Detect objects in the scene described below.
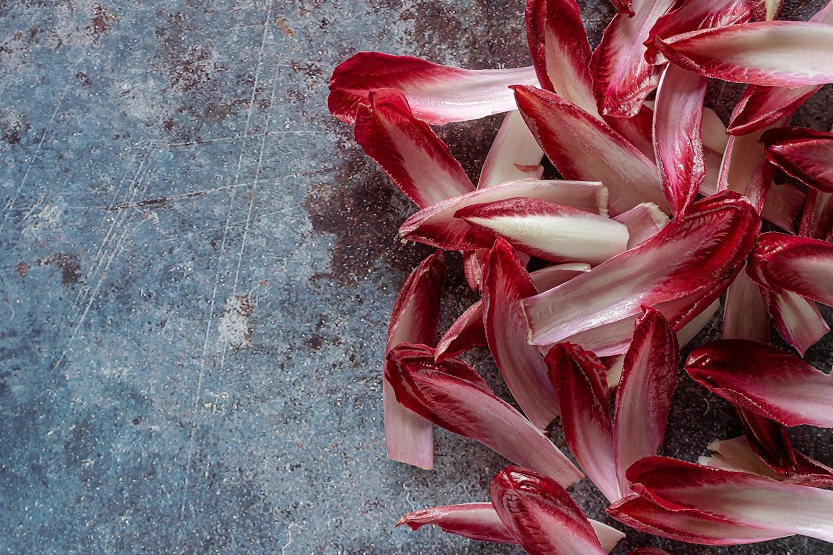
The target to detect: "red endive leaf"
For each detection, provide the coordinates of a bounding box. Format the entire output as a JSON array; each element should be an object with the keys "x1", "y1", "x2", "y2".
[
  {"x1": 607, "y1": 493, "x2": 792, "y2": 545},
  {"x1": 722, "y1": 266, "x2": 769, "y2": 344},
  {"x1": 355, "y1": 89, "x2": 474, "y2": 209},
  {"x1": 478, "y1": 110, "x2": 544, "y2": 189},
  {"x1": 646, "y1": 0, "x2": 752, "y2": 65},
  {"x1": 513, "y1": 85, "x2": 669, "y2": 215},
  {"x1": 676, "y1": 298, "x2": 721, "y2": 348},
  {"x1": 329, "y1": 52, "x2": 539, "y2": 125},
  {"x1": 434, "y1": 300, "x2": 487, "y2": 363},
  {"x1": 686, "y1": 339, "x2": 833, "y2": 428},
  {"x1": 653, "y1": 64, "x2": 708, "y2": 217},
  {"x1": 384, "y1": 251, "x2": 445, "y2": 468},
  {"x1": 717, "y1": 117, "x2": 788, "y2": 213},
  {"x1": 522, "y1": 192, "x2": 760, "y2": 347},
  {"x1": 525, "y1": 0, "x2": 599, "y2": 117},
  {"x1": 386, "y1": 344, "x2": 583, "y2": 486},
  {"x1": 604, "y1": 104, "x2": 655, "y2": 159},
  {"x1": 751, "y1": 0, "x2": 782, "y2": 21},
  {"x1": 397, "y1": 503, "x2": 517, "y2": 544},
  {"x1": 398, "y1": 502, "x2": 627, "y2": 552},
  {"x1": 733, "y1": 408, "x2": 797, "y2": 476},
  {"x1": 727, "y1": 2, "x2": 833, "y2": 135},
  {"x1": 761, "y1": 127, "x2": 833, "y2": 193},
  {"x1": 763, "y1": 288, "x2": 829, "y2": 356},
  {"x1": 613, "y1": 203, "x2": 669, "y2": 249},
  {"x1": 490, "y1": 466, "x2": 613, "y2": 554},
  {"x1": 657, "y1": 22, "x2": 833, "y2": 88},
  {"x1": 800, "y1": 189, "x2": 833, "y2": 241},
  {"x1": 482, "y1": 238, "x2": 559, "y2": 430},
  {"x1": 590, "y1": 0, "x2": 677, "y2": 117},
  {"x1": 627, "y1": 456, "x2": 833, "y2": 542},
  {"x1": 456, "y1": 198, "x2": 630, "y2": 264},
  {"x1": 614, "y1": 308, "x2": 679, "y2": 497},
  {"x1": 747, "y1": 232, "x2": 833, "y2": 307},
  {"x1": 546, "y1": 343, "x2": 619, "y2": 502},
  {"x1": 400, "y1": 179, "x2": 606, "y2": 251}
]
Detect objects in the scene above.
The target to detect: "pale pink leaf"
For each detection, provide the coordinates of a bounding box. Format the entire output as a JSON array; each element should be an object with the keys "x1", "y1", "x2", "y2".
[
  {"x1": 456, "y1": 198, "x2": 629, "y2": 264},
  {"x1": 722, "y1": 266, "x2": 770, "y2": 344},
  {"x1": 613, "y1": 203, "x2": 669, "y2": 249},
  {"x1": 800, "y1": 190, "x2": 833, "y2": 241},
  {"x1": 400, "y1": 179, "x2": 606, "y2": 250},
  {"x1": 763, "y1": 288, "x2": 829, "y2": 356},
  {"x1": 479, "y1": 110, "x2": 545, "y2": 189}
]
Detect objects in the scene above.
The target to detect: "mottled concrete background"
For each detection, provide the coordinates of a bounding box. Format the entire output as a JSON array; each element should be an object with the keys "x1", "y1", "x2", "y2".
[{"x1": 1, "y1": 1, "x2": 832, "y2": 553}]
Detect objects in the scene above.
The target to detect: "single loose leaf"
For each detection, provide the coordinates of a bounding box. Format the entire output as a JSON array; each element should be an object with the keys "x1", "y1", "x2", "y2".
[
  {"x1": 801, "y1": 190, "x2": 833, "y2": 242},
  {"x1": 478, "y1": 110, "x2": 545, "y2": 189},
  {"x1": 513, "y1": 85, "x2": 669, "y2": 215},
  {"x1": 384, "y1": 251, "x2": 445, "y2": 468},
  {"x1": 546, "y1": 343, "x2": 619, "y2": 503},
  {"x1": 456, "y1": 198, "x2": 629, "y2": 264},
  {"x1": 329, "y1": 52, "x2": 539, "y2": 125},
  {"x1": 761, "y1": 127, "x2": 833, "y2": 193},
  {"x1": 386, "y1": 344, "x2": 583, "y2": 486},
  {"x1": 590, "y1": 0, "x2": 677, "y2": 117},
  {"x1": 657, "y1": 22, "x2": 833, "y2": 88},
  {"x1": 522, "y1": 192, "x2": 760, "y2": 347},
  {"x1": 490, "y1": 466, "x2": 612, "y2": 554},
  {"x1": 526, "y1": 0, "x2": 599, "y2": 116},
  {"x1": 686, "y1": 339, "x2": 833, "y2": 428},
  {"x1": 607, "y1": 494, "x2": 791, "y2": 545},
  {"x1": 614, "y1": 308, "x2": 679, "y2": 497},
  {"x1": 653, "y1": 63, "x2": 708, "y2": 216},
  {"x1": 628, "y1": 456, "x2": 833, "y2": 542},
  {"x1": 400, "y1": 179, "x2": 606, "y2": 250},
  {"x1": 355, "y1": 89, "x2": 474, "y2": 209},
  {"x1": 748, "y1": 232, "x2": 833, "y2": 307},
  {"x1": 482, "y1": 238, "x2": 560, "y2": 429},
  {"x1": 398, "y1": 502, "x2": 626, "y2": 552}
]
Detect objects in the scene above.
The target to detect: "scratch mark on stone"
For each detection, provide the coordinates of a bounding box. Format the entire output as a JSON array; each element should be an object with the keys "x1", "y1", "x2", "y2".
[
  {"x1": 177, "y1": 1, "x2": 274, "y2": 537},
  {"x1": 0, "y1": 99, "x2": 61, "y2": 236}
]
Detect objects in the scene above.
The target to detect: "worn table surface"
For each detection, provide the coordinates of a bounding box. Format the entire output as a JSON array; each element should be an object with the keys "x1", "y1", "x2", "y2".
[{"x1": 1, "y1": 1, "x2": 832, "y2": 553}]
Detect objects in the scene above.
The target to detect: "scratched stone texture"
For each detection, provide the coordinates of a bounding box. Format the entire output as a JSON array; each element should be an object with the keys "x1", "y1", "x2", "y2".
[{"x1": 1, "y1": 1, "x2": 832, "y2": 554}]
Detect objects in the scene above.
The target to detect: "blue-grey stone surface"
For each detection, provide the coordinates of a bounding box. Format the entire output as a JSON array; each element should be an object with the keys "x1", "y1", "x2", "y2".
[{"x1": 1, "y1": 0, "x2": 831, "y2": 553}]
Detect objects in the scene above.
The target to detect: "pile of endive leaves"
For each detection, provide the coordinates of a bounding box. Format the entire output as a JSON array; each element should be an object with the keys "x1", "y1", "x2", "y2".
[{"x1": 328, "y1": 0, "x2": 833, "y2": 552}]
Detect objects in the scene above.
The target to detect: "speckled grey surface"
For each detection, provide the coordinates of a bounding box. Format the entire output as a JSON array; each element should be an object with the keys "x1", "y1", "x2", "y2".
[{"x1": 1, "y1": 1, "x2": 832, "y2": 554}]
